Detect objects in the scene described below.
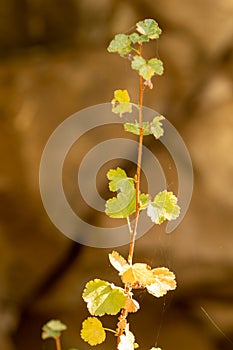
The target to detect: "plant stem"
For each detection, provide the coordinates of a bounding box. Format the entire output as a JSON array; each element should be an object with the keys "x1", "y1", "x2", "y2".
[
  {"x1": 128, "y1": 42, "x2": 144, "y2": 265},
  {"x1": 104, "y1": 327, "x2": 117, "y2": 334},
  {"x1": 117, "y1": 43, "x2": 145, "y2": 345},
  {"x1": 55, "y1": 337, "x2": 62, "y2": 350}
]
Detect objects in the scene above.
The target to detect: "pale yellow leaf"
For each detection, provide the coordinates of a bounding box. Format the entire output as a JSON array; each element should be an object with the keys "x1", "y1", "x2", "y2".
[
  {"x1": 146, "y1": 267, "x2": 176, "y2": 297},
  {"x1": 109, "y1": 251, "x2": 128, "y2": 273},
  {"x1": 121, "y1": 263, "x2": 156, "y2": 287}
]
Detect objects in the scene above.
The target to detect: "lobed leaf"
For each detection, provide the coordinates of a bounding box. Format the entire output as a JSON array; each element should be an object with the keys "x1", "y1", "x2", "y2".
[
  {"x1": 148, "y1": 58, "x2": 164, "y2": 76},
  {"x1": 136, "y1": 19, "x2": 162, "y2": 39},
  {"x1": 129, "y1": 32, "x2": 150, "y2": 44},
  {"x1": 82, "y1": 279, "x2": 127, "y2": 316},
  {"x1": 107, "y1": 34, "x2": 132, "y2": 57},
  {"x1": 146, "y1": 268, "x2": 176, "y2": 297},
  {"x1": 150, "y1": 116, "x2": 165, "y2": 139},
  {"x1": 147, "y1": 190, "x2": 180, "y2": 224},
  {"x1": 112, "y1": 89, "x2": 132, "y2": 117},
  {"x1": 105, "y1": 167, "x2": 136, "y2": 218},
  {"x1": 124, "y1": 121, "x2": 151, "y2": 135},
  {"x1": 41, "y1": 320, "x2": 67, "y2": 340},
  {"x1": 124, "y1": 116, "x2": 164, "y2": 140},
  {"x1": 107, "y1": 167, "x2": 133, "y2": 192},
  {"x1": 132, "y1": 56, "x2": 164, "y2": 81},
  {"x1": 109, "y1": 251, "x2": 128, "y2": 273},
  {"x1": 81, "y1": 317, "x2": 106, "y2": 346},
  {"x1": 120, "y1": 263, "x2": 156, "y2": 287}
]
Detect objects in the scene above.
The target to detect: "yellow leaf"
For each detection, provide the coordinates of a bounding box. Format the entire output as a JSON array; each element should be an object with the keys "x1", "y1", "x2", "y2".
[
  {"x1": 81, "y1": 317, "x2": 106, "y2": 346},
  {"x1": 121, "y1": 263, "x2": 156, "y2": 287},
  {"x1": 146, "y1": 267, "x2": 176, "y2": 297},
  {"x1": 109, "y1": 251, "x2": 128, "y2": 273}
]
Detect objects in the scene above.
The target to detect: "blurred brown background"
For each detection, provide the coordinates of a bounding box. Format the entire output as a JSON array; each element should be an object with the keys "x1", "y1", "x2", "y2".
[{"x1": 0, "y1": 1, "x2": 233, "y2": 350}]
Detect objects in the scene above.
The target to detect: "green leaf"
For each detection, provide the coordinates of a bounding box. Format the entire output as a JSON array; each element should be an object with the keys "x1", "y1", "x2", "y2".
[
  {"x1": 105, "y1": 167, "x2": 136, "y2": 218},
  {"x1": 136, "y1": 19, "x2": 162, "y2": 39},
  {"x1": 132, "y1": 56, "x2": 163, "y2": 80},
  {"x1": 82, "y1": 279, "x2": 127, "y2": 316},
  {"x1": 124, "y1": 116, "x2": 164, "y2": 140},
  {"x1": 112, "y1": 89, "x2": 132, "y2": 117},
  {"x1": 150, "y1": 116, "x2": 165, "y2": 139},
  {"x1": 148, "y1": 58, "x2": 164, "y2": 76},
  {"x1": 147, "y1": 190, "x2": 180, "y2": 224},
  {"x1": 131, "y1": 55, "x2": 146, "y2": 72},
  {"x1": 129, "y1": 32, "x2": 149, "y2": 44},
  {"x1": 107, "y1": 34, "x2": 132, "y2": 56},
  {"x1": 139, "y1": 193, "x2": 150, "y2": 209},
  {"x1": 124, "y1": 121, "x2": 151, "y2": 135},
  {"x1": 107, "y1": 167, "x2": 131, "y2": 192},
  {"x1": 81, "y1": 317, "x2": 106, "y2": 346},
  {"x1": 41, "y1": 320, "x2": 67, "y2": 340}
]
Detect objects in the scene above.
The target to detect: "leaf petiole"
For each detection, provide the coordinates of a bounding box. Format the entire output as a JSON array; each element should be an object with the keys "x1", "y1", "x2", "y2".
[{"x1": 103, "y1": 328, "x2": 117, "y2": 334}]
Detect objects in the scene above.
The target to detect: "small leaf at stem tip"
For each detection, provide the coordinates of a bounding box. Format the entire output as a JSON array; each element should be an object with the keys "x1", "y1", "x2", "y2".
[
  {"x1": 146, "y1": 267, "x2": 176, "y2": 297},
  {"x1": 136, "y1": 19, "x2": 162, "y2": 39},
  {"x1": 112, "y1": 89, "x2": 132, "y2": 117},
  {"x1": 41, "y1": 320, "x2": 67, "y2": 340},
  {"x1": 109, "y1": 251, "x2": 128, "y2": 273},
  {"x1": 107, "y1": 34, "x2": 132, "y2": 56},
  {"x1": 82, "y1": 279, "x2": 127, "y2": 316},
  {"x1": 81, "y1": 317, "x2": 106, "y2": 346},
  {"x1": 147, "y1": 190, "x2": 180, "y2": 224}
]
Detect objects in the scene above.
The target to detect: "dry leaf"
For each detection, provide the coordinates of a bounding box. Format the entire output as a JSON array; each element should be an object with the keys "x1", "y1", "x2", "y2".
[
  {"x1": 124, "y1": 297, "x2": 140, "y2": 313},
  {"x1": 146, "y1": 267, "x2": 176, "y2": 297},
  {"x1": 121, "y1": 263, "x2": 156, "y2": 287},
  {"x1": 109, "y1": 251, "x2": 128, "y2": 273}
]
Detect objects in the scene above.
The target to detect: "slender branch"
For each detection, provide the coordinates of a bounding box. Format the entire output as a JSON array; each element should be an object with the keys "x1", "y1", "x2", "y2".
[
  {"x1": 128, "y1": 42, "x2": 144, "y2": 265},
  {"x1": 55, "y1": 337, "x2": 62, "y2": 350},
  {"x1": 117, "y1": 43, "x2": 144, "y2": 345}
]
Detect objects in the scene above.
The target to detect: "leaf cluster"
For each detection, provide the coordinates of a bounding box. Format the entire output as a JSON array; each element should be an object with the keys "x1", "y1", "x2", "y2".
[
  {"x1": 105, "y1": 167, "x2": 180, "y2": 222},
  {"x1": 107, "y1": 19, "x2": 163, "y2": 87},
  {"x1": 80, "y1": 251, "x2": 176, "y2": 348}
]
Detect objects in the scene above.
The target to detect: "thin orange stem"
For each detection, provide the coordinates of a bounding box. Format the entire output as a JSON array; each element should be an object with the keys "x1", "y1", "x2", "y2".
[
  {"x1": 55, "y1": 337, "x2": 62, "y2": 350},
  {"x1": 128, "y1": 43, "x2": 144, "y2": 265},
  {"x1": 117, "y1": 43, "x2": 145, "y2": 346}
]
